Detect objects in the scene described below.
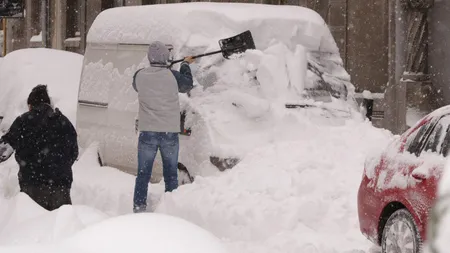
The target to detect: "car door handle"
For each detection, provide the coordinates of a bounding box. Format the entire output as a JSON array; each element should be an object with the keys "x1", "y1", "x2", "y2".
[{"x1": 412, "y1": 171, "x2": 427, "y2": 181}]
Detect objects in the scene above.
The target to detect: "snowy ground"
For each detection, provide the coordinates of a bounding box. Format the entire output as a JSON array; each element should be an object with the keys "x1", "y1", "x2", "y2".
[{"x1": 0, "y1": 117, "x2": 393, "y2": 253}]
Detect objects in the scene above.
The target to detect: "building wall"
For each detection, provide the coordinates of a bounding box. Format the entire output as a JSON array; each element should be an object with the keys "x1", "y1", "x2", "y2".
[
  {"x1": 346, "y1": 0, "x2": 389, "y2": 93},
  {"x1": 429, "y1": 1, "x2": 450, "y2": 105}
]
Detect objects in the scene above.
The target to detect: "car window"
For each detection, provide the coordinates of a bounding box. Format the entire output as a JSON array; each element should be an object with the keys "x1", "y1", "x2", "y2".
[
  {"x1": 405, "y1": 121, "x2": 433, "y2": 155},
  {"x1": 406, "y1": 116, "x2": 441, "y2": 156},
  {"x1": 439, "y1": 123, "x2": 450, "y2": 157},
  {"x1": 423, "y1": 116, "x2": 450, "y2": 155}
]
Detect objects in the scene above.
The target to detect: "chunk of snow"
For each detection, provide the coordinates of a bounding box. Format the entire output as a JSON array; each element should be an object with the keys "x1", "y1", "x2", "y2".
[
  {"x1": 64, "y1": 37, "x2": 81, "y2": 42},
  {"x1": 362, "y1": 90, "x2": 372, "y2": 99},
  {"x1": 286, "y1": 44, "x2": 307, "y2": 96},
  {"x1": 30, "y1": 32, "x2": 42, "y2": 42}
]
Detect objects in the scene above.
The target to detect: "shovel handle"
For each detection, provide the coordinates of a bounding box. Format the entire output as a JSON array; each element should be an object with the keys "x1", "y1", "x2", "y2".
[{"x1": 169, "y1": 49, "x2": 223, "y2": 67}]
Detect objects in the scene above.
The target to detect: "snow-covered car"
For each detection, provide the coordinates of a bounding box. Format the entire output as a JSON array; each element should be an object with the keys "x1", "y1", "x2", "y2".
[
  {"x1": 357, "y1": 106, "x2": 450, "y2": 253},
  {"x1": 0, "y1": 48, "x2": 83, "y2": 161},
  {"x1": 76, "y1": 3, "x2": 361, "y2": 184}
]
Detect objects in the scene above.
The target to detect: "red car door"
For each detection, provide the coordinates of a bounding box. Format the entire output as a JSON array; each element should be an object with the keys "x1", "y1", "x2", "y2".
[{"x1": 402, "y1": 115, "x2": 450, "y2": 241}]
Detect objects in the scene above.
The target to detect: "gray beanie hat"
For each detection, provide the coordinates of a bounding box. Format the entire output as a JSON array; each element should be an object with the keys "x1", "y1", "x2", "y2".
[{"x1": 148, "y1": 41, "x2": 170, "y2": 67}]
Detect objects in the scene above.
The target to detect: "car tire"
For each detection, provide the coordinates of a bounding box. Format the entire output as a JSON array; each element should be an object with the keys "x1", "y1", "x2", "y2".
[
  {"x1": 178, "y1": 162, "x2": 193, "y2": 185},
  {"x1": 381, "y1": 209, "x2": 422, "y2": 253}
]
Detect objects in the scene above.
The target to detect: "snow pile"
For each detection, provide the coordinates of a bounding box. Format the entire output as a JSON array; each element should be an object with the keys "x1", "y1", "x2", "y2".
[
  {"x1": 71, "y1": 142, "x2": 165, "y2": 215},
  {"x1": 180, "y1": 84, "x2": 362, "y2": 178},
  {"x1": 0, "y1": 193, "x2": 108, "y2": 246},
  {"x1": 61, "y1": 213, "x2": 228, "y2": 253},
  {"x1": 155, "y1": 120, "x2": 393, "y2": 253},
  {"x1": 0, "y1": 212, "x2": 227, "y2": 253},
  {"x1": 0, "y1": 48, "x2": 83, "y2": 130}
]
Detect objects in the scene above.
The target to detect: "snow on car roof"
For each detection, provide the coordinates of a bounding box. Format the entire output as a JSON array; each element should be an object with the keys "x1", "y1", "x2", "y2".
[
  {"x1": 87, "y1": 2, "x2": 337, "y2": 53},
  {"x1": 427, "y1": 105, "x2": 450, "y2": 119}
]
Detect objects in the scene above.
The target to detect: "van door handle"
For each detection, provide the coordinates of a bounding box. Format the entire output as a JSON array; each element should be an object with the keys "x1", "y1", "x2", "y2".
[{"x1": 135, "y1": 119, "x2": 138, "y2": 134}]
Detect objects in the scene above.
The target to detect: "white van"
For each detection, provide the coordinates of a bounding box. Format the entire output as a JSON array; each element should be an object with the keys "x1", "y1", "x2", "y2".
[{"x1": 76, "y1": 3, "x2": 360, "y2": 184}]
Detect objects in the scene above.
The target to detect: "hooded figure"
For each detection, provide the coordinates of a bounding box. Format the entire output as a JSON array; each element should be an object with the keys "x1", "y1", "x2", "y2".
[
  {"x1": 131, "y1": 41, "x2": 194, "y2": 213},
  {"x1": 0, "y1": 84, "x2": 78, "y2": 211}
]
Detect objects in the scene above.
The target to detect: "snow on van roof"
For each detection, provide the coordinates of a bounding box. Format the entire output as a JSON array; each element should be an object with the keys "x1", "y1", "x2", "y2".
[{"x1": 87, "y1": 2, "x2": 336, "y2": 53}]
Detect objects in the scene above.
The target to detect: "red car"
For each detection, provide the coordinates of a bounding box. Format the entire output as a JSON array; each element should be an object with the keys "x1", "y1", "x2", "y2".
[{"x1": 358, "y1": 106, "x2": 450, "y2": 253}]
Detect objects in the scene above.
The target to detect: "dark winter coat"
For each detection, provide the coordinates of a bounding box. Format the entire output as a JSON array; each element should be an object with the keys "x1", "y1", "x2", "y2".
[{"x1": 0, "y1": 104, "x2": 78, "y2": 187}]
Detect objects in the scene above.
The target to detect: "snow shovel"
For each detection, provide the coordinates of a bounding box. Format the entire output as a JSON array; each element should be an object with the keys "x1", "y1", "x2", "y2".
[{"x1": 168, "y1": 30, "x2": 256, "y2": 67}]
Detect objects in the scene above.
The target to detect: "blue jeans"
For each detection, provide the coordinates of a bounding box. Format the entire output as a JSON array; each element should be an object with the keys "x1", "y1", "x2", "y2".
[{"x1": 133, "y1": 131, "x2": 179, "y2": 212}]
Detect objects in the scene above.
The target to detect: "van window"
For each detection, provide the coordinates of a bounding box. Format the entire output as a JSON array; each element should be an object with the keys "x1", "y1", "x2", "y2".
[
  {"x1": 78, "y1": 44, "x2": 117, "y2": 106},
  {"x1": 106, "y1": 44, "x2": 149, "y2": 112}
]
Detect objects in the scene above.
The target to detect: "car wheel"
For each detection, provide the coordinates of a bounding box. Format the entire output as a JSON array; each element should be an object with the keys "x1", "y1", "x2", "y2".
[
  {"x1": 382, "y1": 209, "x2": 422, "y2": 253},
  {"x1": 178, "y1": 162, "x2": 193, "y2": 185}
]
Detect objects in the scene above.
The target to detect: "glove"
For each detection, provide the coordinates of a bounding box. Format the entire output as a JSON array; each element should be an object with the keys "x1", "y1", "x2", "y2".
[{"x1": 0, "y1": 141, "x2": 13, "y2": 163}]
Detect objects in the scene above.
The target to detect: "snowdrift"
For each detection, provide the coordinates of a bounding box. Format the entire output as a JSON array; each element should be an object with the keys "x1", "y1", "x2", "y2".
[
  {"x1": 0, "y1": 193, "x2": 108, "y2": 246},
  {"x1": 0, "y1": 48, "x2": 83, "y2": 131},
  {"x1": 0, "y1": 205, "x2": 228, "y2": 253},
  {"x1": 156, "y1": 120, "x2": 394, "y2": 253}
]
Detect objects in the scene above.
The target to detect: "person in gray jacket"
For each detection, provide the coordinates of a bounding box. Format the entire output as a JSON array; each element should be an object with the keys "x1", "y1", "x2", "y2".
[{"x1": 132, "y1": 41, "x2": 194, "y2": 213}]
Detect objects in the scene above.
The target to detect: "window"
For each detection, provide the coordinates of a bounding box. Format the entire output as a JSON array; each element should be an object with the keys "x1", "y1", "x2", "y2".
[
  {"x1": 409, "y1": 115, "x2": 450, "y2": 157},
  {"x1": 440, "y1": 125, "x2": 450, "y2": 157},
  {"x1": 406, "y1": 117, "x2": 440, "y2": 156},
  {"x1": 423, "y1": 123, "x2": 444, "y2": 153}
]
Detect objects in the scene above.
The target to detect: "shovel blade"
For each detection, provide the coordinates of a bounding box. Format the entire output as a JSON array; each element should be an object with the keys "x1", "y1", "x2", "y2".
[{"x1": 219, "y1": 30, "x2": 256, "y2": 59}]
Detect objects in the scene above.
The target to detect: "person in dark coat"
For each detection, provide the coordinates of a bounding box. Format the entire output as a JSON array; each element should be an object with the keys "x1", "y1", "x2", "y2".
[{"x1": 0, "y1": 84, "x2": 78, "y2": 211}]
